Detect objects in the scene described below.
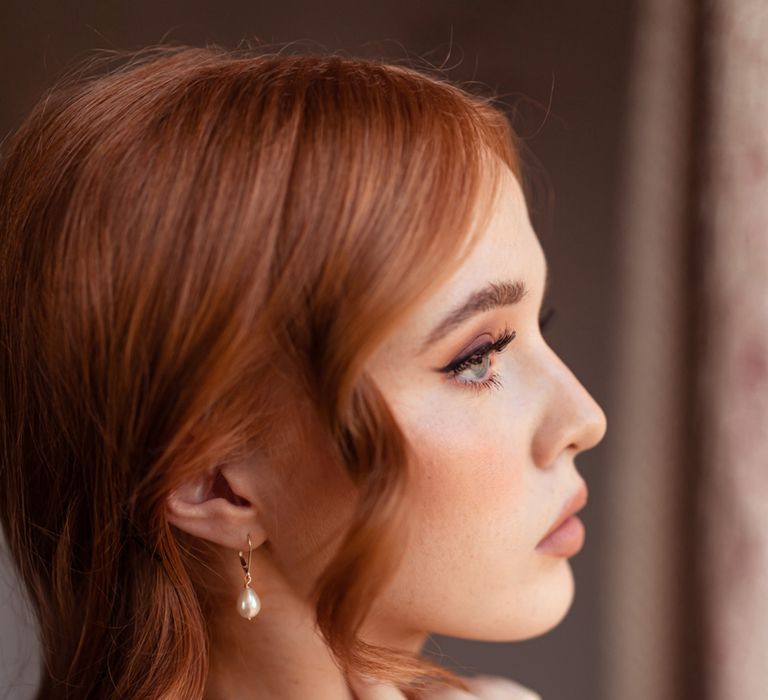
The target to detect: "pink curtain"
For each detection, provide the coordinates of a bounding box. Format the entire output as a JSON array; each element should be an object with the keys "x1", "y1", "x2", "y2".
[
  {"x1": 602, "y1": 0, "x2": 768, "y2": 698},
  {"x1": 700, "y1": 1, "x2": 768, "y2": 698}
]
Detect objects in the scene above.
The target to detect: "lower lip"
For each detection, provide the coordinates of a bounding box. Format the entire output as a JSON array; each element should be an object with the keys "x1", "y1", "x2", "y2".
[{"x1": 535, "y1": 515, "x2": 585, "y2": 556}]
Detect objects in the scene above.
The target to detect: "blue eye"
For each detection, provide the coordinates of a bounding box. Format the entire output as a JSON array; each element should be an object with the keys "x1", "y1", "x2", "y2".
[
  {"x1": 450, "y1": 355, "x2": 506, "y2": 394},
  {"x1": 443, "y1": 326, "x2": 516, "y2": 394},
  {"x1": 440, "y1": 307, "x2": 557, "y2": 394}
]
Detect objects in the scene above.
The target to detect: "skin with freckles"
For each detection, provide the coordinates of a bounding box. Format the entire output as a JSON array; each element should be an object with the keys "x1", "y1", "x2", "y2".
[
  {"x1": 359, "y1": 163, "x2": 607, "y2": 645},
  {"x1": 166, "y1": 163, "x2": 607, "y2": 699}
]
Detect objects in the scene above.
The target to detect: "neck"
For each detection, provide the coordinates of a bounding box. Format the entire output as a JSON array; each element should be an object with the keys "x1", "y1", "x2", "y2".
[
  {"x1": 204, "y1": 583, "x2": 355, "y2": 700},
  {"x1": 201, "y1": 549, "x2": 428, "y2": 698},
  {"x1": 203, "y1": 588, "x2": 429, "y2": 697}
]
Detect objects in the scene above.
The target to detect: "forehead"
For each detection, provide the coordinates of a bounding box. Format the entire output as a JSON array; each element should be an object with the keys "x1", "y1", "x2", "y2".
[
  {"x1": 462, "y1": 167, "x2": 543, "y2": 283},
  {"x1": 386, "y1": 167, "x2": 546, "y2": 352}
]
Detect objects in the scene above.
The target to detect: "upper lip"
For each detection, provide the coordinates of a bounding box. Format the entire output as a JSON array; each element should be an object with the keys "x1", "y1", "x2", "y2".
[{"x1": 537, "y1": 482, "x2": 589, "y2": 544}]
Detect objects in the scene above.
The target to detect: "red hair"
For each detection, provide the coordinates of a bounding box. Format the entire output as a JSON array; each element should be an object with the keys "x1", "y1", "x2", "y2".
[{"x1": 0, "y1": 44, "x2": 521, "y2": 699}]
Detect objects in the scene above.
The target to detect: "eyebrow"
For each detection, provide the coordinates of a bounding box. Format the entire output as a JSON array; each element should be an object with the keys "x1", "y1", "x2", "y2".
[{"x1": 419, "y1": 259, "x2": 550, "y2": 353}]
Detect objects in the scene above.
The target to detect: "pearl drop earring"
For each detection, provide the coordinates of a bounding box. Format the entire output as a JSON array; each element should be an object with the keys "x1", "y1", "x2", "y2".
[{"x1": 237, "y1": 532, "x2": 261, "y2": 620}]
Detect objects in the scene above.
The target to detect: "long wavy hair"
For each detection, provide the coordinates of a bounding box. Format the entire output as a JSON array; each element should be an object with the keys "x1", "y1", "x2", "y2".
[{"x1": 0, "y1": 44, "x2": 521, "y2": 699}]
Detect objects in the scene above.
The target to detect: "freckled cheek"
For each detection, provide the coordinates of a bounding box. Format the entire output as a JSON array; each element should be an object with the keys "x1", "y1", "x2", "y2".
[{"x1": 396, "y1": 393, "x2": 529, "y2": 521}]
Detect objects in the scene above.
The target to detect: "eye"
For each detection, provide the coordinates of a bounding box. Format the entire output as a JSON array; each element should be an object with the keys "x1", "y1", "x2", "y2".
[{"x1": 441, "y1": 326, "x2": 516, "y2": 394}]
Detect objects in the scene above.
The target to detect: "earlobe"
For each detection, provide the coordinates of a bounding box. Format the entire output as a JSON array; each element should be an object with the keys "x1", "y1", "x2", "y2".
[{"x1": 165, "y1": 466, "x2": 268, "y2": 550}]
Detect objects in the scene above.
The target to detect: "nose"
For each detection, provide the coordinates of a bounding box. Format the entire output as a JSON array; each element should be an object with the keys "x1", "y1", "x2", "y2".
[{"x1": 532, "y1": 351, "x2": 608, "y2": 468}]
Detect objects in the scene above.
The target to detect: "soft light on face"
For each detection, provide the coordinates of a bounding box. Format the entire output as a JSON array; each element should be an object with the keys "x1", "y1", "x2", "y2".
[{"x1": 361, "y1": 163, "x2": 608, "y2": 645}]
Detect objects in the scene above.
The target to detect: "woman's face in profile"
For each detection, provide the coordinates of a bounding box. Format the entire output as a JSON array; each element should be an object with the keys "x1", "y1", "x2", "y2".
[{"x1": 360, "y1": 164, "x2": 608, "y2": 645}]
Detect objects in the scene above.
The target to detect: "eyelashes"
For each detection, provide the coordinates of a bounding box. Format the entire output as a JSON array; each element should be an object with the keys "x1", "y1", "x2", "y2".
[
  {"x1": 440, "y1": 306, "x2": 558, "y2": 394},
  {"x1": 440, "y1": 326, "x2": 518, "y2": 375}
]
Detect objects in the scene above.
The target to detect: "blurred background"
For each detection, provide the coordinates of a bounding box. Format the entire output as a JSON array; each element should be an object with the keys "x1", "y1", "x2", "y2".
[{"x1": 1, "y1": 1, "x2": 766, "y2": 699}]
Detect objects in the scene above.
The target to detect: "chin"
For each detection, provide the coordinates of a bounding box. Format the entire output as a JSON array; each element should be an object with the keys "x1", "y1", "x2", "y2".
[
  {"x1": 368, "y1": 560, "x2": 578, "y2": 646},
  {"x1": 440, "y1": 561, "x2": 577, "y2": 643},
  {"x1": 507, "y1": 559, "x2": 577, "y2": 641}
]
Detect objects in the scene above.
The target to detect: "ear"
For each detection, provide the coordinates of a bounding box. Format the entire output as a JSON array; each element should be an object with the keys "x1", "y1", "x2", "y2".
[{"x1": 165, "y1": 462, "x2": 269, "y2": 551}]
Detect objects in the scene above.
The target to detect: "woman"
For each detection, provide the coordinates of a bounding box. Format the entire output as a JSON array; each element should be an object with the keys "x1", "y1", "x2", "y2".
[{"x1": 0, "y1": 44, "x2": 606, "y2": 699}]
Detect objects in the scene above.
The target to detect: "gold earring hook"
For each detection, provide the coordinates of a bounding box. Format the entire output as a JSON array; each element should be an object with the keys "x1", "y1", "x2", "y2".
[{"x1": 238, "y1": 533, "x2": 252, "y2": 586}]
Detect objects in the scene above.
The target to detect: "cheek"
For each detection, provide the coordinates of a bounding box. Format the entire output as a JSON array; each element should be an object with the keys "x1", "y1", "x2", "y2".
[
  {"x1": 394, "y1": 388, "x2": 533, "y2": 552},
  {"x1": 362, "y1": 387, "x2": 554, "y2": 639}
]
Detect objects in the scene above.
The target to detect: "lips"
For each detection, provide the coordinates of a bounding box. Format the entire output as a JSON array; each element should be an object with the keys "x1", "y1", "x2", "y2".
[{"x1": 537, "y1": 482, "x2": 589, "y2": 545}]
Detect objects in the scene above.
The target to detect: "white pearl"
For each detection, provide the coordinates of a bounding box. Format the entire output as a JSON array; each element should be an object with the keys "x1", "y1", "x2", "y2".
[{"x1": 237, "y1": 586, "x2": 261, "y2": 619}]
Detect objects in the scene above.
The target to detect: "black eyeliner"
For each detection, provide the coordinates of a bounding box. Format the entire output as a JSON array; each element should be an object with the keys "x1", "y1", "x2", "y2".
[{"x1": 437, "y1": 328, "x2": 517, "y2": 374}]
